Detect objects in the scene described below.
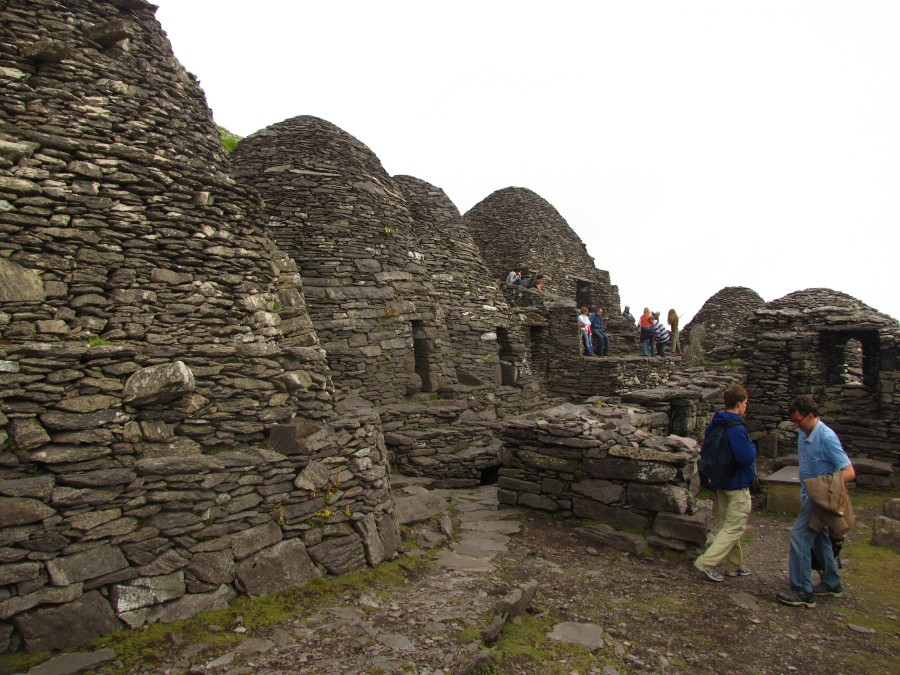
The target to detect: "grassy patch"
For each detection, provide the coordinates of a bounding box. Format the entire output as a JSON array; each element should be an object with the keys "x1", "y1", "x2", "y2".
[
  {"x1": 488, "y1": 613, "x2": 599, "y2": 673},
  {"x1": 216, "y1": 125, "x2": 242, "y2": 153},
  {"x1": 1, "y1": 554, "x2": 433, "y2": 674}
]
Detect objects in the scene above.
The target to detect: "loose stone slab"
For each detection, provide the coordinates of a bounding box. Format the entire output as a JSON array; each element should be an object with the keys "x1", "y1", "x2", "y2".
[{"x1": 547, "y1": 621, "x2": 605, "y2": 649}]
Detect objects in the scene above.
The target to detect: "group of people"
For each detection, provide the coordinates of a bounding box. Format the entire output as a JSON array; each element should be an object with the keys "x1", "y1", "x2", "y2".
[
  {"x1": 578, "y1": 307, "x2": 610, "y2": 356},
  {"x1": 505, "y1": 268, "x2": 544, "y2": 293},
  {"x1": 694, "y1": 385, "x2": 855, "y2": 609},
  {"x1": 627, "y1": 306, "x2": 682, "y2": 357}
]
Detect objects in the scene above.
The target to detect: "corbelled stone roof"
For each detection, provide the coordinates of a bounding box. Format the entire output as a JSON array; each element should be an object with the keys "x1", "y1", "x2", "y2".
[{"x1": 682, "y1": 286, "x2": 765, "y2": 355}]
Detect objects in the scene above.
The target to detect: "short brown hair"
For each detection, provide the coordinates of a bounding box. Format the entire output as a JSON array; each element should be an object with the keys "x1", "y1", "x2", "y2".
[
  {"x1": 788, "y1": 395, "x2": 819, "y2": 418},
  {"x1": 723, "y1": 384, "x2": 748, "y2": 409}
]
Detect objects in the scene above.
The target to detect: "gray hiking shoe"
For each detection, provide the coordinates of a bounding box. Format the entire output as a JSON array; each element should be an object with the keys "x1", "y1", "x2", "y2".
[
  {"x1": 725, "y1": 566, "x2": 752, "y2": 577},
  {"x1": 693, "y1": 560, "x2": 724, "y2": 582},
  {"x1": 776, "y1": 590, "x2": 816, "y2": 608},
  {"x1": 813, "y1": 583, "x2": 843, "y2": 597}
]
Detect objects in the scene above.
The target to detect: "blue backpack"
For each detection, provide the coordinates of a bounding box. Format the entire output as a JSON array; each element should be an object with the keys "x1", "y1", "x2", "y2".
[{"x1": 698, "y1": 420, "x2": 743, "y2": 489}]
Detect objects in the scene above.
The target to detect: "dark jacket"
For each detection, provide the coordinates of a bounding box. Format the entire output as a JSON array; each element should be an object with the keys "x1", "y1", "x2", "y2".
[
  {"x1": 706, "y1": 410, "x2": 757, "y2": 490},
  {"x1": 589, "y1": 312, "x2": 605, "y2": 332}
]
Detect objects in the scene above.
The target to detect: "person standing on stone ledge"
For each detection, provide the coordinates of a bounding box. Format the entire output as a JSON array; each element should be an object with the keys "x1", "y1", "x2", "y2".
[
  {"x1": 589, "y1": 307, "x2": 609, "y2": 355},
  {"x1": 578, "y1": 306, "x2": 594, "y2": 356},
  {"x1": 652, "y1": 313, "x2": 671, "y2": 357},
  {"x1": 693, "y1": 384, "x2": 757, "y2": 582},
  {"x1": 668, "y1": 308, "x2": 682, "y2": 356},
  {"x1": 638, "y1": 307, "x2": 654, "y2": 356}
]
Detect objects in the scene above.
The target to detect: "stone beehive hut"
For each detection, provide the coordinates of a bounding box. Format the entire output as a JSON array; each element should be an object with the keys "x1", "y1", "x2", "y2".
[
  {"x1": 463, "y1": 187, "x2": 625, "y2": 325},
  {"x1": 230, "y1": 116, "x2": 437, "y2": 406},
  {"x1": 681, "y1": 286, "x2": 765, "y2": 357},
  {"x1": 0, "y1": 0, "x2": 402, "y2": 653},
  {"x1": 738, "y1": 289, "x2": 900, "y2": 468},
  {"x1": 392, "y1": 175, "x2": 537, "y2": 396}
]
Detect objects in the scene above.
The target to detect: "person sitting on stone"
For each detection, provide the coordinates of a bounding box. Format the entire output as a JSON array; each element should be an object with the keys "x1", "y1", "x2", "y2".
[
  {"x1": 589, "y1": 307, "x2": 609, "y2": 355},
  {"x1": 622, "y1": 305, "x2": 635, "y2": 323},
  {"x1": 505, "y1": 268, "x2": 522, "y2": 284}
]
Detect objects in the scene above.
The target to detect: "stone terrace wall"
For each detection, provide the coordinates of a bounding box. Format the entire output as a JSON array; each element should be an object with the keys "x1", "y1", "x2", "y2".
[
  {"x1": 681, "y1": 286, "x2": 765, "y2": 357},
  {"x1": 463, "y1": 187, "x2": 633, "y2": 343},
  {"x1": 0, "y1": 387, "x2": 398, "y2": 653},
  {"x1": 739, "y1": 289, "x2": 900, "y2": 467},
  {"x1": 498, "y1": 403, "x2": 710, "y2": 553},
  {"x1": 230, "y1": 116, "x2": 433, "y2": 406}
]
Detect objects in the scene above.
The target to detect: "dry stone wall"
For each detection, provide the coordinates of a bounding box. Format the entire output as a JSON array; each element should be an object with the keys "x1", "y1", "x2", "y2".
[
  {"x1": 737, "y1": 289, "x2": 900, "y2": 468},
  {"x1": 497, "y1": 402, "x2": 711, "y2": 553},
  {"x1": 0, "y1": 0, "x2": 401, "y2": 654}
]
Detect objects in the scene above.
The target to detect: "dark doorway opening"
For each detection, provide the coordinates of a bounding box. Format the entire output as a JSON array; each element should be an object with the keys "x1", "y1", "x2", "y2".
[{"x1": 480, "y1": 465, "x2": 500, "y2": 485}]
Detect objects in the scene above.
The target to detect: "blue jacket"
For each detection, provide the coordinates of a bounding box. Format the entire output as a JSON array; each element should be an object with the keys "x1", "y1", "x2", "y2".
[
  {"x1": 589, "y1": 312, "x2": 605, "y2": 332},
  {"x1": 706, "y1": 410, "x2": 757, "y2": 490}
]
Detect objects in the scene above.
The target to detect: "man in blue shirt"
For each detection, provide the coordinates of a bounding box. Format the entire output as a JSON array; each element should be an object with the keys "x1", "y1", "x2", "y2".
[{"x1": 776, "y1": 395, "x2": 855, "y2": 608}]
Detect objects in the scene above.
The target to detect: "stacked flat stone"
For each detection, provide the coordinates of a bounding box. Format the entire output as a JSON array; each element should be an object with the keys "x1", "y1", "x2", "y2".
[
  {"x1": 737, "y1": 288, "x2": 900, "y2": 468},
  {"x1": 230, "y1": 116, "x2": 431, "y2": 406},
  {"x1": 497, "y1": 401, "x2": 711, "y2": 552},
  {"x1": 0, "y1": 0, "x2": 400, "y2": 654},
  {"x1": 681, "y1": 286, "x2": 765, "y2": 356},
  {"x1": 463, "y1": 187, "x2": 634, "y2": 344}
]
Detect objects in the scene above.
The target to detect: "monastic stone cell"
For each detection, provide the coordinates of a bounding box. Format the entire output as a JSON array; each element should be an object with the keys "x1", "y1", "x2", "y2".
[
  {"x1": 230, "y1": 117, "x2": 429, "y2": 405},
  {"x1": 463, "y1": 187, "x2": 630, "y2": 340},
  {"x1": 737, "y1": 288, "x2": 900, "y2": 467},
  {"x1": 681, "y1": 286, "x2": 765, "y2": 356}
]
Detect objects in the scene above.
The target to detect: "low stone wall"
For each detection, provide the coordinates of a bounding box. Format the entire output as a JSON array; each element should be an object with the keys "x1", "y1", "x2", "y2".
[
  {"x1": 0, "y1": 394, "x2": 398, "y2": 654},
  {"x1": 497, "y1": 402, "x2": 710, "y2": 553}
]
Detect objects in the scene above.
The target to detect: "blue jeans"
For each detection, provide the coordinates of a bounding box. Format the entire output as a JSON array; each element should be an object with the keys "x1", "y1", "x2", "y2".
[
  {"x1": 581, "y1": 328, "x2": 594, "y2": 355},
  {"x1": 789, "y1": 496, "x2": 841, "y2": 593},
  {"x1": 640, "y1": 327, "x2": 653, "y2": 356},
  {"x1": 593, "y1": 331, "x2": 609, "y2": 355}
]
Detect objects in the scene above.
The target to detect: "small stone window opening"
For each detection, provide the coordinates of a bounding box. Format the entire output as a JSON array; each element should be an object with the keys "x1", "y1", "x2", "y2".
[{"x1": 575, "y1": 279, "x2": 594, "y2": 312}]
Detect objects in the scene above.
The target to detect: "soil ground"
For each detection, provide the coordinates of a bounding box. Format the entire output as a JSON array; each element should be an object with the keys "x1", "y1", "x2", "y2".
[{"x1": 5, "y1": 485, "x2": 898, "y2": 675}]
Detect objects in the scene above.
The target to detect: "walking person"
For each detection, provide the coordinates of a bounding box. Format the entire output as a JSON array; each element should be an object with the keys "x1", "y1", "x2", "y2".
[
  {"x1": 578, "y1": 306, "x2": 594, "y2": 356},
  {"x1": 693, "y1": 384, "x2": 757, "y2": 582},
  {"x1": 589, "y1": 307, "x2": 610, "y2": 356},
  {"x1": 668, "y1": 308, "x2": 682, "y2": 356},
  {"x1": 776, "y1": 395, "x2": 855, "y2": 608}
]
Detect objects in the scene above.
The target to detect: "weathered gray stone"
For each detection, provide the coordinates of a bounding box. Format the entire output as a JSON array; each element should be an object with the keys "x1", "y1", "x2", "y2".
[
  {"x1": 572, "y1": 478, "x2": 624, "y2": 505},
  {"x1": 572, "y1": 498, "x2": 649, "y2": 531},
  {"x1": 578, "y1": 524, "x2": 648, "y2": 556},
  {"x1": 0, "y1": 476, "x2": 54, "y2": 499},
  {"x1": 46, "y1": 544, "x2": 129, "y2": 586},
  {"x1": 13, "y1": 591, "x2": 121, "y2": 652},
  {"x1": 652, "y1": 511, "x2": 710, "y2": 545},
  {"x1": 353, "y1": 512, "x2": 386, "y2": 566},
  {"x1": 0, "y1": 561, "x2": 42, "y2": 586},
  {"x1": 627, "y1": 483, "x2": 690, "y2": 514},
  {"x1": 584, "y1": 457, "x2": 678, "y2": 483},
  {"x1": 0, "y1": 583, "x2": 84, "y2": 621},
  {"x1": 24, "y1": 648, "x2": 117, "y2": 675},
  {"x1": 307, "y1": 534, "x2": 367, "y2": 575},
  {"x1": 270, "y1": 422, "x2": 333, "y2": 456},
  {"x1": 123, "y1": 361, "x2": 195, "y2": 406},
  {"x1": 394, "y1": 491, "x2": 449, "y2": 525},
  {"x1": 0, "y1": 258, "x2": 46, "y2": 302},
  {"x1": 547, "y1": 621, "x2": 605, "y2": 649},
  {"x1": 231, "y1": 522, "x2": 282, "y2": 560},
  {"x1": 871, "y1": 515, "x2": 900, "y2": 552},
  {"x1": 7, "y1": 418, "x2": 50, "y2": 452},
  {"x1": 0, "y1": 498, "x2": 55, "y2": 527},
  {"x1": 188, "y1": 549, "x2": 235, "y2": 584},
  {"x1": 234, "y1": 539, "x2": 320, "y2": 597},
  {"x1": 111, "y1": 571, "x2": 186, "y2": 613},
  {"x1": 884, "y1": 498, "x2": 900, "y2": 521}
]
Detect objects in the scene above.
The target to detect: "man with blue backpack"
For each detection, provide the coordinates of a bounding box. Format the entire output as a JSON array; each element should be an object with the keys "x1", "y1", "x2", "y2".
[{"x1": 693, "y1": 384, "x2": 758, "y2": 582}]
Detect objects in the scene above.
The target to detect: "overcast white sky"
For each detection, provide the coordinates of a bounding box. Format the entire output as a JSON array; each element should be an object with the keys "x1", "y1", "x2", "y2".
[{"x1": 154, "y1": 0, "x2": 899, "y2": 324}]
